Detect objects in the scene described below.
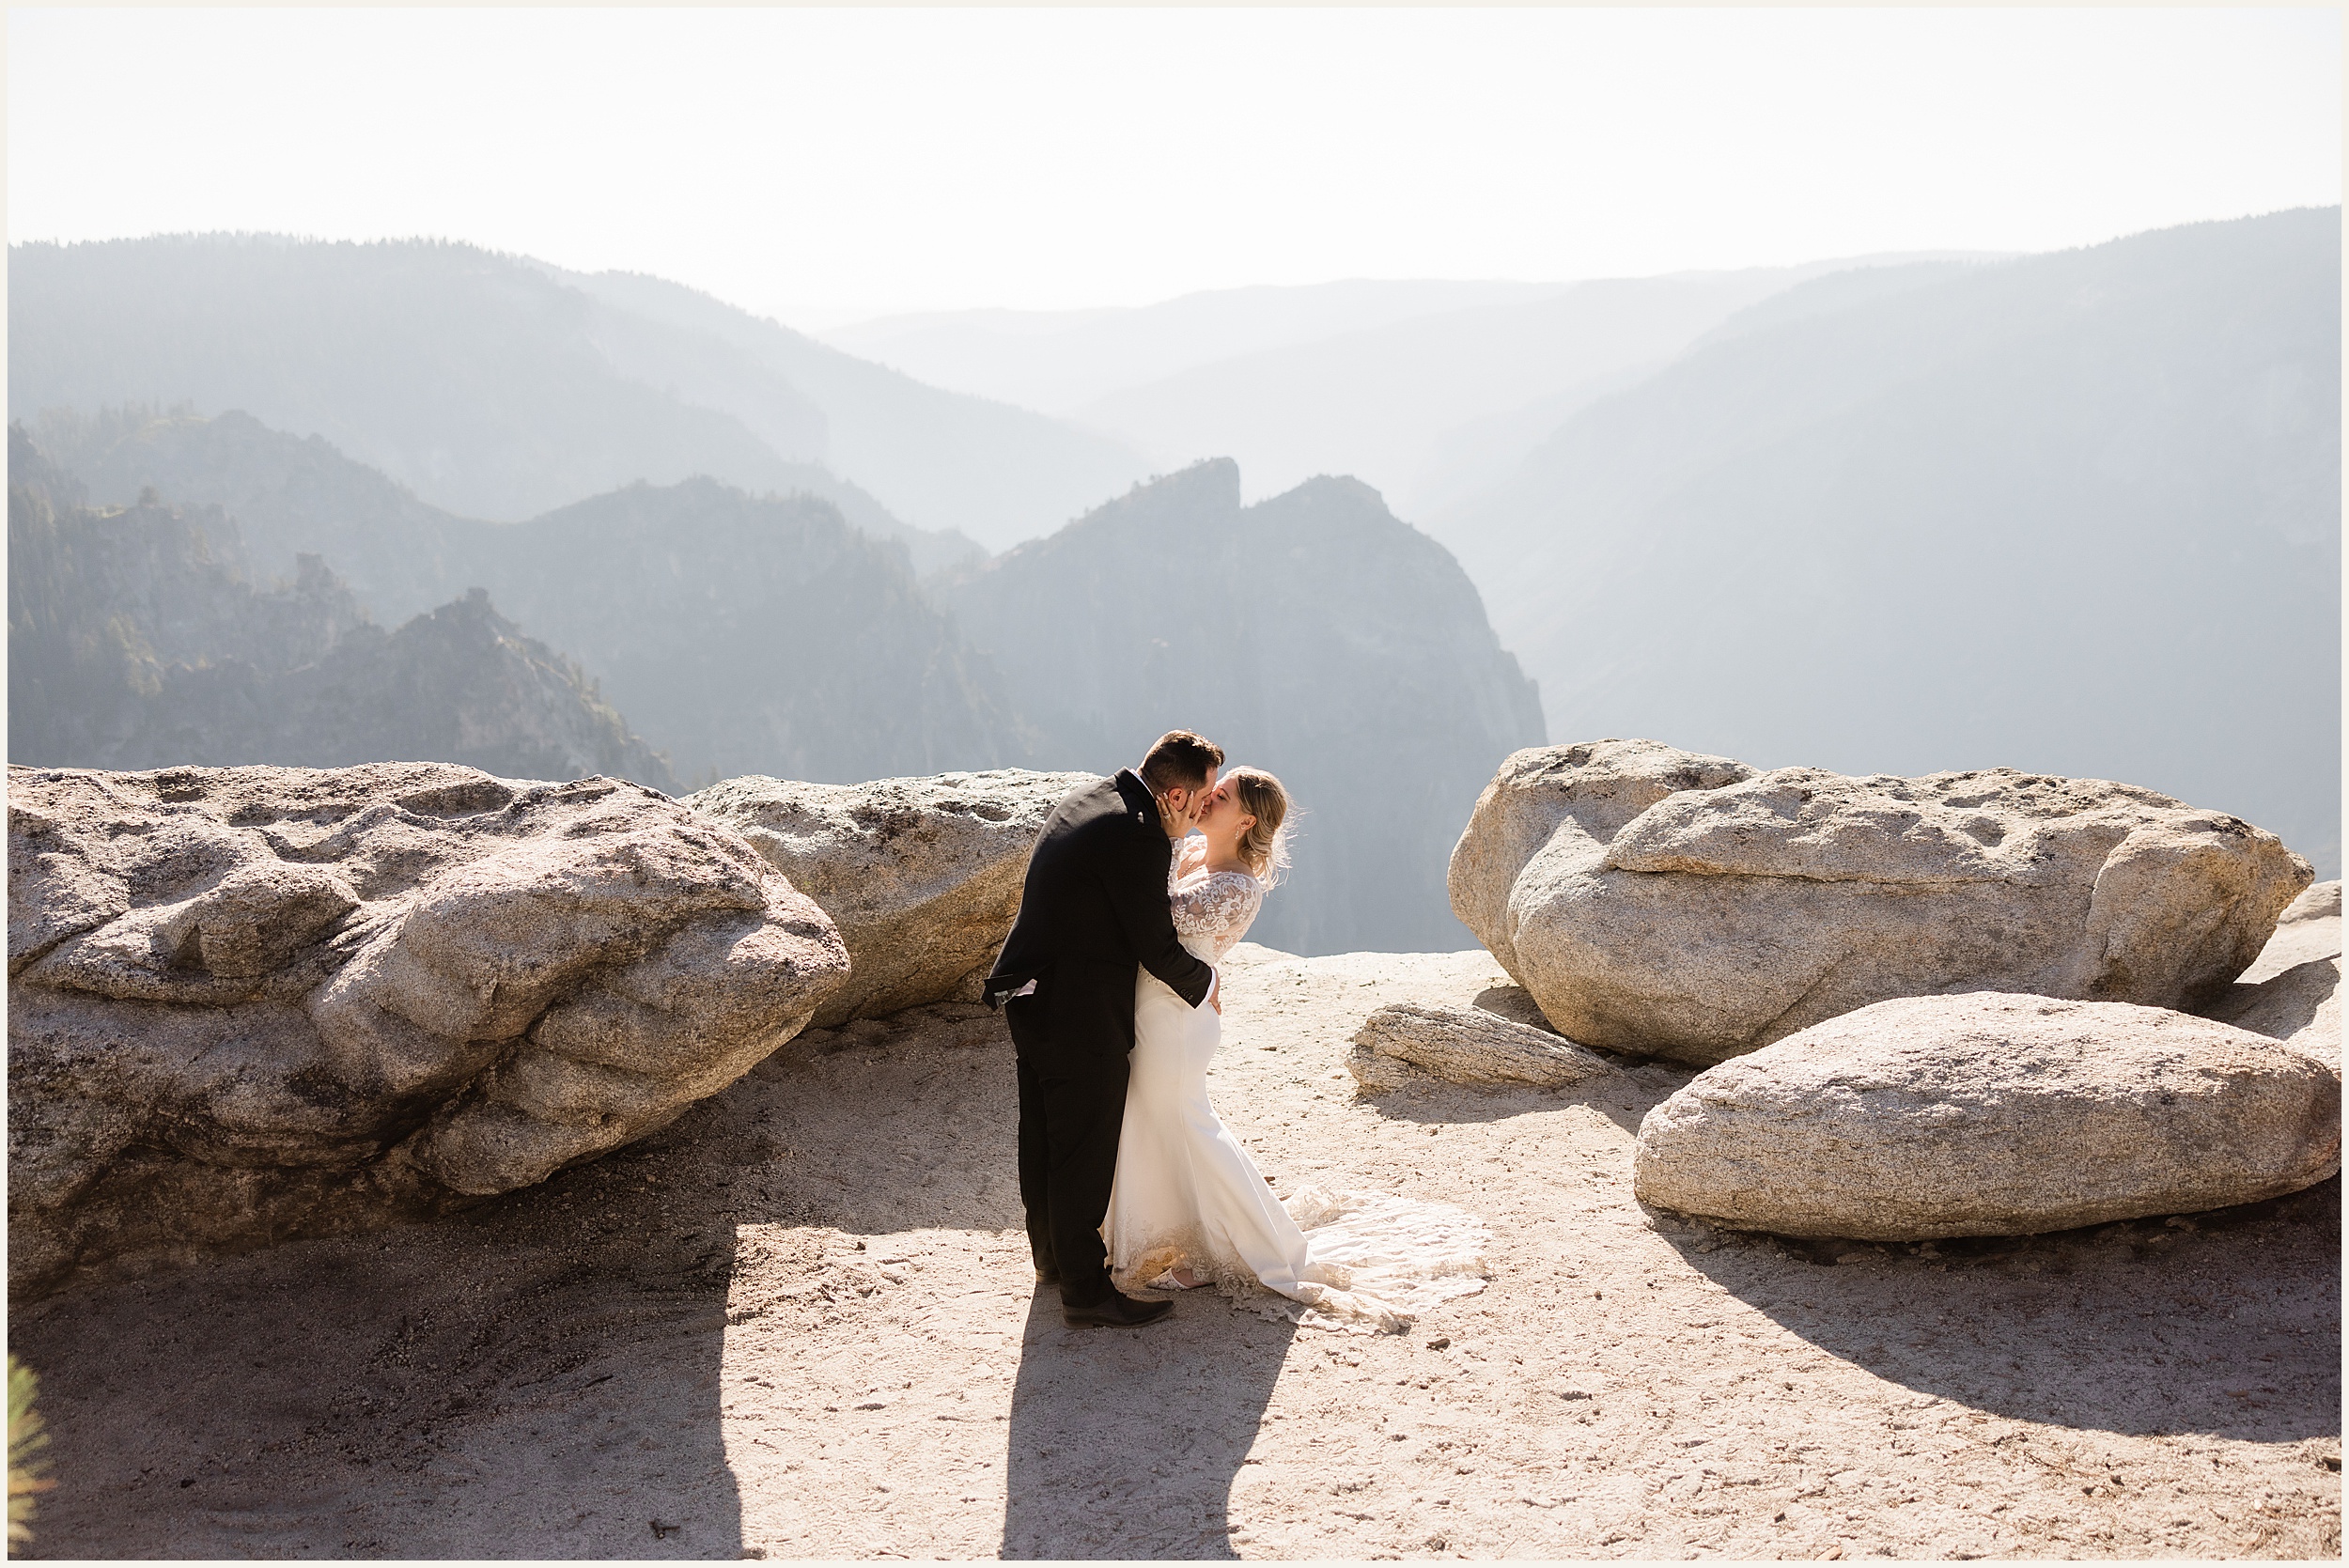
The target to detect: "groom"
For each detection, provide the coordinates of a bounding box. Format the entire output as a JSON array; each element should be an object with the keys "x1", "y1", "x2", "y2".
[{"x1": 985, "y1": 730, "x2": 1225, "y2": 1327}]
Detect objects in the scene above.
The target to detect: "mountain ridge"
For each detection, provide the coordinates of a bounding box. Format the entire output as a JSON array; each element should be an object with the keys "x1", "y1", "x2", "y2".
[
  {"x1": 940, "y1": 458, "x2": 1546, "y2": 954},
  {"x1": 1441, "y1": 206, "x2": 2342, "y2": 876},
  {"x1": 8, "y1": 235, "x2": 1132, "y2": 551}
]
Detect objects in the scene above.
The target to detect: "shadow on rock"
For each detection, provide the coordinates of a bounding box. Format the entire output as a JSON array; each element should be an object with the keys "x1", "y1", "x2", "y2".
[
  {"x1": 1652, "y1": 1176, "x2": 2341, "y2": 1443},
  {"x1": 1003, "y1": 1288, "x2": 1298, "y2": 1559}
]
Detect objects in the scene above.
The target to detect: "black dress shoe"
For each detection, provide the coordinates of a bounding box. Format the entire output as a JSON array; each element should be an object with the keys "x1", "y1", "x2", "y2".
[{"x1": 1063, "y1": 1292, "x2": 1174, "y2": 1329}]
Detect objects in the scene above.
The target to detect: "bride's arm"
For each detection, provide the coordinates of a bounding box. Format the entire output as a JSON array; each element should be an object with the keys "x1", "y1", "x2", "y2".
[
  {"x1": 1174, "y1": 835, "x2": 1207, "y2": 877},
  {"x1": 1170, "y1": 871, "x2": 1259, "y2": 949}
]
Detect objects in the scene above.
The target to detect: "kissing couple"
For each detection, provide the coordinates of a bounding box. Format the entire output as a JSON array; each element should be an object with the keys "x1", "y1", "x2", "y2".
[{"x1": 986, "y1": 730, "x2": 1488, "y2": 1332}]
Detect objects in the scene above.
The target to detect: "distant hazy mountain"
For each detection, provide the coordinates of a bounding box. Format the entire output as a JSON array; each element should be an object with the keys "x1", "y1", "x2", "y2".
[
  {"x1": 546, "y1": 267, "x2": 1151, "y2": 550},
  {"x1": 30, "y1": 405, "x2": 986, "y2": 619},
  {"x1": 1072, "y1": 258, "x2": 2002, "y2": 516},
  {"x1": 822, "y1": 279, "x2": 1575, "y2": 414},
  {"x1": 8, "y1": 427, "x2": 677, "y2": 788},
  {"x1": 1441, "y1": 207, "x2": 2342, "y2": 876},
  {"x1": 7, "y1": 236, "x2": 1127, "y2": 552},
  {"x1": 940, "y1": 459, "x2": 1545, "y2": 954}
]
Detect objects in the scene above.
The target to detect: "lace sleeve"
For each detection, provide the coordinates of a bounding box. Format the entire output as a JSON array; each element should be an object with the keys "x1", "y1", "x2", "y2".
[{"x1": 1170, "y1": 870, "x2": 1264, "y2": 955}]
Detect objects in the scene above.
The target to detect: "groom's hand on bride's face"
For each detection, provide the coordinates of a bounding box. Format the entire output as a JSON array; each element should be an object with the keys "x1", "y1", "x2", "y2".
[{"x1": 1157, "y1": 786, "x2": 1205, "y2": 839}]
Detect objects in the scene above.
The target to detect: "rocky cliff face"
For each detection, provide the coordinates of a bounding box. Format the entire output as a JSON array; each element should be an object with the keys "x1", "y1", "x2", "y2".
[
  {"x1": 940, "y1": 459, "x2": 1546, "y2": 953},
  {"x1": 8, "y1": 427, "x2": 677, "y2": 790}
]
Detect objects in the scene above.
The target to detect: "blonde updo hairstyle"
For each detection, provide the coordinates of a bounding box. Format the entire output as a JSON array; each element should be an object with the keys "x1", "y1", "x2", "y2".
[{"x1": 1221, "y1": 765, "x2": 1292, "y2": 888}]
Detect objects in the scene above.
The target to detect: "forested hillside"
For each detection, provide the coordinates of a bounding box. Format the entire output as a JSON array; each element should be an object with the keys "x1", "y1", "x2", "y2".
[
  {"x1": 17, "y1": 414, "x2": 1034, "y2": 788},
  {"x1": 1439, "y1": 208, "x2": 2342, "y2": 875},
  {"x1": 452, "y1": 478, "x2": 1034, "y2": 786},
  {"x1": 8, "y1": 427, "x2": 676, "y2": 787},
  {"x1": 941, "y1": 459, "x2": 1546, "y2": 953}
]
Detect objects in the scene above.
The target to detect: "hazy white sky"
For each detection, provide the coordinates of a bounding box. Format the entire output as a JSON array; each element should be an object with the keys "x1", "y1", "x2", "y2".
[{"x1": 8, "y1": 8, "x2": 2339, "y2": 327}]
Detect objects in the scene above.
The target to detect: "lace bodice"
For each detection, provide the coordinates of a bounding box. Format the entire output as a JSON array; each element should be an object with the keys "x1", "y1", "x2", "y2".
[{"x1": 1168, "y1": 848, "x2": 1263, "y2": 962}]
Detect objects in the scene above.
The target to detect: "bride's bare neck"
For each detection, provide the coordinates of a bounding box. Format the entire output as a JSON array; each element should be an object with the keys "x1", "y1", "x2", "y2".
[
  {"x1": 1202, "y1": 841, "x2": 1252, "y2": 877},
  {"x1": 1187, "y1": 833, "x2": 1252, "y2": 878}
]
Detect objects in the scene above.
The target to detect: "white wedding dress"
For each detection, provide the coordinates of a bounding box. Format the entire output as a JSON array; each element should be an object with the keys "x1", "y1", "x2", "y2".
[{"x1": 1101, "y1": 846, "x2": 1491, "y2": 1332}]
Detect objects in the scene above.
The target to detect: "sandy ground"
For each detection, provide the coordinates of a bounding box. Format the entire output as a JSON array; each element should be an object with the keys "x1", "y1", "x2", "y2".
[{"x1": 11, "y1": 941, "x2": 2340, "y2": 1560}]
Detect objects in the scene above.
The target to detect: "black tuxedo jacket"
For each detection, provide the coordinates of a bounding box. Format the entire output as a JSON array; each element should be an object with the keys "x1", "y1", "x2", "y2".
[{"x1": 985, "y1": 769, "x2": 1217, "y2": 1056}]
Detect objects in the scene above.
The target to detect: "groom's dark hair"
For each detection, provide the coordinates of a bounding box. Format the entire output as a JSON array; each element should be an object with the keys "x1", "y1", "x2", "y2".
[{"x1": 1139, "y1": 730, "x2": 1224, "y2": 793}]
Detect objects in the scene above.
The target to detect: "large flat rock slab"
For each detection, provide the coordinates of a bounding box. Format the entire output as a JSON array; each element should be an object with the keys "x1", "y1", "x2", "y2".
[
  {"x1": 687, "y1": 769, "x2": 1090, "y2": 1025},
  {"x1": 1632, "y1": 992, "x2": 2341, "y2": 1241},
  {"x1": 8, "y1": 762, "x2": 848, "y2": 1296},
  {"x1": 1450, "y1": 739, "x2": 2313, "y2": 1065}
]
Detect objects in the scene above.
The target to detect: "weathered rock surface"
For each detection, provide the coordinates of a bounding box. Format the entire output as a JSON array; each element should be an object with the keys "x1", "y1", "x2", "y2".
[
  {"x1": 687, "y1": 769, "x2": 1090, "y2": 1026},
  {"x1": 1451, "y1": 739, "x2": 2314, "y2": 1065},
  {"x1": 8, "y1": 762, "x2": 848, "y2": 1295},
  {"x1": 1632, "y1": 992, "x2": 2341, "y2": 1241},
  {"x1": 1348, "y1": 1001, "x2": 1616, "y2": 1094}
]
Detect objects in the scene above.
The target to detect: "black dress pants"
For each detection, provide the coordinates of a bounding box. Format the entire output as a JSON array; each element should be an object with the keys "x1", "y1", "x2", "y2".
[{"x1": 1007, "y1": 998, "x2": 1129, "y2": 1309}]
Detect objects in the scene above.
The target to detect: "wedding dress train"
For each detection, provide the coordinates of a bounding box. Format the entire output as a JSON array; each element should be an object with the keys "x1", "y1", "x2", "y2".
[{"x1": 1102, "y1": 854, "x2": 1490, "y2": 1332}]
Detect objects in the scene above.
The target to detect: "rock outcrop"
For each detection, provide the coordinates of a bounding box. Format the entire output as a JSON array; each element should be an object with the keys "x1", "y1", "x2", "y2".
[
  {"x1": 8, "y1": 762, "x2": 849, "y2": 1295},
  {"x1": 1451, "y1": 739, "x2": 2313, "y2": 1065},
  {"x1": 687, "y1": 770, "x2": 1087, "y2": 1026},
  {"x1": 1348, "y1": 1001, "x2": 1615, "y2": 1094},
  {"x1": 1631, "y1": 992, "x2": 2341, "y2": 1241}
]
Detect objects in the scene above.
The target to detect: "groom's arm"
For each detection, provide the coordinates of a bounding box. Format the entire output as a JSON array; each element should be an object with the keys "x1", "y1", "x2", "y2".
[{"x1": 1102, "y1": 827, "x2": 1217, "y2": 1009}]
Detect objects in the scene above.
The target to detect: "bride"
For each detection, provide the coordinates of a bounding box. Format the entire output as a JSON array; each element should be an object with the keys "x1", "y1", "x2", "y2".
[{"x1": 1102, "y1": 766, "x2": 1490, "y2": 1332}]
